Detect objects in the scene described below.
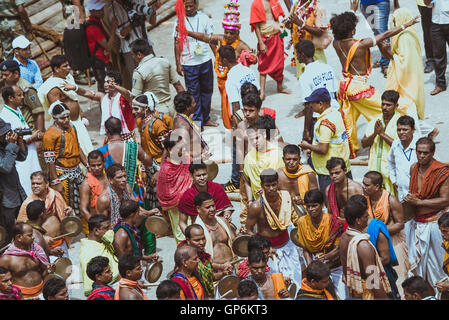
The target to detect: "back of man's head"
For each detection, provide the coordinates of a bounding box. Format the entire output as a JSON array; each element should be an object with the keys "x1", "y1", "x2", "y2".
[
  {"x1": 344, "y1": 195, "x2": 367, "y2": 226},
  {"x1": 104, "y1": 116, "x2": 122, "y2": 135},
  {"x1": 88, "y1": 214, "x2": 109, "y2": 233},
  {"x1": 218, "y1": 45, "x2": 236, "y2": 63},
  {"x1": 248, "y1": 234, "x2": 272, "y2": 253},
  {"x1": 255, "y1": 114, "x2": 276, "y2": 141},
  {"x1": 130, "y1": 39, "x2": 152, "y2": 56},
  {"x1": 305, "y1": 260, "x2": 331, "y2": 283},
  {"x1": 156, "y1": 280, "x2": 182, "y2": 300},
  {"x1": 43, "y1": 277, "x2": 67, "y2": 300},
  {"x1": 248, "y1": 248, "x2": 267, "y2": 265},
  {"x1": 401, "y1": 276, "x2": 430, "y2": 300},
  {"x1": 119, "y1": 200, "x2": 140, "y2": 219},
  {"x1": 26, "y1": 200, "x2": 46, "y2": 221},
  {"x1": 295, "y1": 40, "x2": 315, "y2": 59},
  {"x1": 238, "y1": 280, "x2": 259, "y2": 299}
]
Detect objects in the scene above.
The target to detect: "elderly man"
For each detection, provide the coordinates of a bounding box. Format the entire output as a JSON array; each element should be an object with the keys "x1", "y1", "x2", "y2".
[
  {"x1": 17, "y1": 171, "x2": 73, "y2": 258},
  {"x1": 0, "y1": 223, "x2": 53, "y2": 300},
  {"x1": 12, "y1": 35, "x2": 43, "y2": 89}
]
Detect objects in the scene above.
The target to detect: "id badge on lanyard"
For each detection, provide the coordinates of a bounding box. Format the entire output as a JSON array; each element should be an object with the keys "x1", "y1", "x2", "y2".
[{"x1": 187, "y1": 15, "x2": 203, "y2": 56}]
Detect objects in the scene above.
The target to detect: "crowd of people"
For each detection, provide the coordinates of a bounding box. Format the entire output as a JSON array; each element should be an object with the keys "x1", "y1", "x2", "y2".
[{"x1": 0, "y1": 0, "x2": 447, "y2": 301}]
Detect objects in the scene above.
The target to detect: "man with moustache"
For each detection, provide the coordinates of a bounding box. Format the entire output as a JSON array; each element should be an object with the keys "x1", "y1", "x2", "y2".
[
  {"x1": 0, "y1": 267, "x2": 22, "y2": 300},
  {"x1": 115, "y1": 253, "x2": 149, "y2": 300}
]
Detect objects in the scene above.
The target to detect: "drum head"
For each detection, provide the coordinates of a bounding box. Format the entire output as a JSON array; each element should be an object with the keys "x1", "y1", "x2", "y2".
[
  {"x1": 205, "y1": 160, "x2": 219, "y2": 181},
  {"x1": 145, "y1": 261, "x2": 163, "y2": 283},
  {"x1": 232, "y1": 234, "x2": 251, "y2": 257},
  {"x1": 290, "y1": 227, "x2": 301, "y2": 247},
  {"x1": 289, "y1": 283, "x2": 297, "y2": 298},
  {"x1": 145, "y1": 216, "x2": 170, "y2": 235},
  {"x1": 54, "y1": 257, "x2": 72, "y2": 280},
  {"x1": 0, "y1": 226, "x2": 7, "y2": 244},
  {"x1": 60, "y1": 216, "x2": 82, "y2": 237},
  {"x1": 217, "y1": 275, "x2": 241, "y2": 298}
]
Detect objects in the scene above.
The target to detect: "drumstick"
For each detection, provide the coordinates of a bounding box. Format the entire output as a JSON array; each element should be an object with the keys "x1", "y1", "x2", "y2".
[
  {"x1": 50, "y1": 232, "x2": 76, "y2": 241},
  {"x1": 220, "y1": 290, "x2": 234, "y2": 299},
  {"x1": 0, "y1": 243, "x2": 11, "y2": 253},
  {"x1": 144, "y1": 282, "x2": 161, "y2": 287}
]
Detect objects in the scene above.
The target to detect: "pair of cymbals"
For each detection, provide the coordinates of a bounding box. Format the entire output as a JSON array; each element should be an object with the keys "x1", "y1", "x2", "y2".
[
  {"x1": 144, "y1": 261, "x2": 163, "y2": 283},
  {"x1": 145, "y1": 216, "x2": 170, "y2": 235},
  {"x1": 216, "y1": 275, "x2": 241, "y2": 299},
  {"x1": 232, "y1": 234, "x2": 251, "y2": 257},
  {"x1": 204, "y1": 160, "x2": 219, "y2": 181},
  {"x1": 44, "y1": 257, "x2": 73, "y2": 283},
  {"x1": 60, "y1": 216, "x2": 83, "y2": 238}
]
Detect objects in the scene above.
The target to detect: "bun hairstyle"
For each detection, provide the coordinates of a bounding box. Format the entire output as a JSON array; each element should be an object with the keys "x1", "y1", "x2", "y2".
[{"x1": 49, "y1": 101, "x2": 70, "y2": 117}]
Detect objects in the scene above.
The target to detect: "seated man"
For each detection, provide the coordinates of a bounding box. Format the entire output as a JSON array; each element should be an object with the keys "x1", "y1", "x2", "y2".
[
  {"x1": 42, "y1": 277, "x2": 69, "y2": 300},
  {"x1": 79, "y1": 214, "x2": 120, "y2": 297},
  {"x1": 0, "y1": 223, "x2": 51, "y2": 300},
  {"x1": 246, "y1": 249, "x2": 291, "y2": 300},
  {"x1": 243, "y1": 169, "x2": 303, "y2": 287},
  {"x1": 238, "y1": 234, "x2": 276, "y2": 279},
  {"x1": 171, "y1": 245, "x2": 206, "y2": 300},
  {"x1": 237, "y1": 279, "x2": 259, "y2": 300},
  {"x1": 296, "y1": 260, "x2": 339, "y2": 300},
  {"x1": 0, "y1": 267, "x2": 22, "y2": 300},
  {"x1": 296, "y1": 189, "x2": 347, "y2": 299},
  {"x1": 193, "y1": 192, "x2": 236, "y2": 270},
  {"x1": 178, "y1": 163, "x2": 233, "y2": 234},
  {"x1": 17, "y1": 171, "x2": 73, "y2": 258},
  {"x1": 156, "y1": 280, "x2": 182, "y2": 300},
  {"x1": 402, "y1": 276, "x2": 438, "y2": 300},
  {"x1": 86, "y1": 256, "x2": 116, "y2": 300},
  {"x1": 115, "y1": 253, "x2": 149, "y2": 300}
]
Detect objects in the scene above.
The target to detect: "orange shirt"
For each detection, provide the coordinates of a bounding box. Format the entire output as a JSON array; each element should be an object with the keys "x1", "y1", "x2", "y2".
[
  {"x1": 138, "y1": 113, "x2": 173, "y2": 163},
  {"x1": 179, "y1": 276, "x2": 205, "y2": 300},
  {"x1": 43, "y1": 125, "x2": 81, "y2": 168}
]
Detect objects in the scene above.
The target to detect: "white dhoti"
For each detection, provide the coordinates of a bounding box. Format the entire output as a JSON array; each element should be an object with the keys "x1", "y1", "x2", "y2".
[
  {"x1": 405, "y1": 218, "x2": 446, "y2": 286},
  {"x1": 391, "y1": 230, "x2": 410, "y2": 298},
  {"x1": 70, "y1": 117, "x2": 93, "y2": 156},
  {"x1": 330, "y1": 266, "x2": 348, "y2": 300},
  {"x1": 16, "y1": 142, "x2": 41, "y2": 196},
  {"x1": 270, "y1": 237, "x2": 303, "y2": 290}
]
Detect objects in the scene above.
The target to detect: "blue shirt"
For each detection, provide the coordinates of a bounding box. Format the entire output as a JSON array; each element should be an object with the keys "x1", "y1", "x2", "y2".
[
  {"x1": 360, "y1": 0, "x2": 385, "y2": 5},
  {"x1": 13, "y1": 57, "x2": 43, "y2": 90}
]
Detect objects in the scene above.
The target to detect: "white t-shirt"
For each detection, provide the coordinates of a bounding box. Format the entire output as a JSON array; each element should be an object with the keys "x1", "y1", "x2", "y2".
[
  {"x1": 432, "y1": 0, "x2": 449, "y2": 24},
  {"x1": 172, "y1": 11, "x2": 214, "y2": 66},
  {"x1": 298, "y1": 61, "x2": 340, "y2": 117},
  {"x1": 225, "y1": 63, "x2": 260, "y2": 114}
]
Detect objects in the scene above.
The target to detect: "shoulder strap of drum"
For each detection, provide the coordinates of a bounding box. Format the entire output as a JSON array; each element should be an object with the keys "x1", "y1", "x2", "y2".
[{"x1": 147, "y1": 114, "x2": 164, "y2": 150}]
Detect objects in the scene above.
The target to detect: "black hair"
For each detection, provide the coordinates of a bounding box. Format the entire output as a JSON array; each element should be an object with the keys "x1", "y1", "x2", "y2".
[
  {"x1": 326, "y1": 157, "x2": 347, "y2": 172},
  {"x1": 106, "y1": 163, "x2": 126, "y2": 179},
  {"x1": 156, "y1": 280, "x2": 182, "y2": 300},
  {"x1": 248, "y1": 248, "x2": 267, "y2": 265},
  {"x1": 86, "y1": 256, "x2": 110, "y2": 282},
  {"x1": 344, "y1": 195, "x2": 368, "y2": 226},
  {"x1": 87, "y1": 150, "x2": 104, "y2": 163},
  {"x1": 51, "y1": 102, "x2": 70, "y2": 117},
  {"x1": 43, "y1": 277, "x2": 67, "y2": 300},
  {"x1": 193, "y1": 192, "x2": 214, "y2": 207},
  {"x1": 50, "y1": 55, "x2": 69, "y2": 71},
  {"x1": 330, "y1": 12, "x2": 359, "y2": 40},
  {"x1": 255, "y1": 114, "x2": 276, "y2": 141},
  {"x1": 26, "y1": 200, "x2": 46, "y2": 221},
  {"x1": 1, "y1": 86, "x2": 15, "y2": 104},
  {"x1": 401, "y1": 276, "x2": 429, "y2": 298},
  {"x1": 238, "y1": 280, "x2": 258, "y2": 298},
  {"x1": 260, "y1": 168, "x2": 278, "y2": 185},
  {"x1": 189, "y1": 162, "x2": 207, "y2": 175},
  {"x1": 397, "y1": 115, "x2": 415, "y2": 130},
  {"x1": 130, "y1": 39, "x2": 152, "y2": 56},
  {"x1": 118, "y1": 252, "x2": 142, "y2": 278},
  {"x1": 416, "y1": 137, "x2": 436, "y2": 153},
  {"x1": 364, "y1": 171, "x2": 383, "y2": 188},
  {"x1": 295, "y1": 40, "x2": 315, "y2": 59},
  {"x1": 218, "y1": 45, "x2": 236, "y2": 63},
  {"x1": 106, "y1": 70, "x2": 122, "y2": 85},
  {"x1": 174, "y1": 91, "x2": 193, "y2": 114},
  {"x1": 88, "y1": 214, "x2": 109, "y2": 232},
  {"x1": 30, "y1": 171, "x2": 49, "y2": 183},
  {"x1": 240, "y1": 81, "x2": 259, "y2": 98},
  {"x1": 438, "y1": 212, "x2": 449, "y2": 228},
  {"x1": 105, "y1": 116, "x2": 122, "y2": 135},
  {"x1": 119, "y1": 200, "x2": 140, "y2": 219},
  {"x1": 381, "y1": 90, "x2": 400, "y2": 104},
  {"x1": 283, "y1": 144, "x2": 301, "y2": 157},
  {"x1": 0, "y1": 267, "x2": 10, "y2": 275},
  {"x1": 304, "y1": 189, "x2": 324, "y2": 205},
  {"x1": 247, "y1": 234, "x2": 272, "y2": 253},
  {"x1": 162, "y1": 131, "x2": 182, "y2": 151},
  {"x1": 185, "y1": 224, "x2": 204, "y2": 239},
  {"x1": 305, "y1": 260, "x2": 331, "y2": 282},
  {"x1": 12, "y1": 222, "x2": 28, "y2": 239},
  {"x1": 242, "y1": 93, "x2": 262, "y2": 110}
]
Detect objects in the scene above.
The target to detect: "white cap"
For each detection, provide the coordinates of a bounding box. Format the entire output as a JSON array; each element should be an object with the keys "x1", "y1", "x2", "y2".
[
  {"x1": 12, "y1": 35, "x2": 32, "y2": 49},
  {"x1": 87, "y1": 0, "x2": 106, "y2": 11}
]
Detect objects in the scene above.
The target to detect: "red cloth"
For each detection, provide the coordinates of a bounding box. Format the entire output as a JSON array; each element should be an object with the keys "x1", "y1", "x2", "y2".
[
  {"x1": 85, "y1": 17, "x2": 109, "y2": 64},
  {"x1": 409, "y1": 159, "x2": 449, "y2": 200},
  {"x1": 171, "y1": 273, "x2": 202, "y2": 300},
  {"x1": 327, "y1": 182, "x2": 346, "y2": 235},
  {"x1": 414, "y1": 211, "x2": 439, "y2": 223},
  {"x1": 177, "y1": 240, "x2": 212, "y2": 264},
  {"x1": 257, "y1": 33, "x2": 285, "y2": 82},
  {"x1": 178, "y1": 181, "x2": 232, "y2": 216},
  {"x1": 238, "y1": 258, "x2": 270, "y2": 279},
  {"x1": 238, "y1": 50, "x2": 257, "y2": 67},
  {"x1": 157, "y1": 158, "x2": 192, "y2": 210},
  {"x1": 175, "y1": 0, "x2": 189, "y2": 54},
  {"x1": 119, "y1": 95, "x2": 135, "y2": 131},
  {"x1": 258, "y1": 230, "x2": 289, "y2": 248},
  {"x1": 250, "y1": 0, "x2": 285, "y2": 32},
  {"x1": 263, "y1": 107, "x2": 276, "y2": 121}
]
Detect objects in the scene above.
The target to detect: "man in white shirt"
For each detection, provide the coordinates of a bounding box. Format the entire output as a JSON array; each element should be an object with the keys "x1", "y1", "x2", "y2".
[
  {"x1": 174, "y1": 0, "x2": 217, "y2": 128},
  {"x1": 295, "y1": 40, "x2": 339, "y2": 144},
  {"x1": 425, "y1": 0, "x2": 449, "y2": 95}
]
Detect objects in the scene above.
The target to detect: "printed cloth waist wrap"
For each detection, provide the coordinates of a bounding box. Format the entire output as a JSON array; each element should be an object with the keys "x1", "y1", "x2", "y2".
[{"x1": 55, "y1": 165, "x2": 83, "y2": 181}]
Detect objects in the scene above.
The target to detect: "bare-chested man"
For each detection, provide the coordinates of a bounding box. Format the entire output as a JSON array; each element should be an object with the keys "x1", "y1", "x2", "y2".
[
  {"x1": 193, "y1": 192, "x2": 235, "y2": 272},
  {"x1": 241, "y1": 168, "x2": 303, "y2": 287},
  {"x1": 277, "y1": 144, "x2": 317, "y2": 207},
  {"x1": 17, "y1": 171, "x2": 73, "y2": 259},
  {"x1": 339, "y1": 196, "x2": 391, "y2": 299},
  {"x1": 0, "y1": 223, "x2": 54, "y2": 299},
  {"x1": 329, "y1": 10, "x2": 419, "y2": 158},
  {"x1": 403, "y1": 137, "x2": 449, "y2": 291},
  {"x1": 115, "y1": 253, "x2": 149, "y2": 300},
  {"x1": 325, "y1": 157, "x2": 363, "y2": 228},
  {"x1": 37, "y1": 54, "x2": 93, "y2": 156},
  {"x1": 79, "y1": 150, "x2": 109, "y2": 234}
]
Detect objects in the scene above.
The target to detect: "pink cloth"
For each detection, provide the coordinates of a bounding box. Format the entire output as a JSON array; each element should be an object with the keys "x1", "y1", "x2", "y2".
[
  {"x1": 178, "y1": 181, "x2": 233, "y2": 216},
  {"x1": 3, "y1": 242, "x2": 49, "y2": 266}
]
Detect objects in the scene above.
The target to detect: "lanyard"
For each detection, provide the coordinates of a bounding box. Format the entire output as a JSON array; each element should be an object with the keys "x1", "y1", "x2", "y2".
[
  {"x1": 402, "y1": 148, "x2": 413, "y2": 162},
  {"x1": 186, "y1": 14, "x2": 200, "y2": 42},
  {"x1": 4, "y1": 105, "x2": 27, "y2": 127}
]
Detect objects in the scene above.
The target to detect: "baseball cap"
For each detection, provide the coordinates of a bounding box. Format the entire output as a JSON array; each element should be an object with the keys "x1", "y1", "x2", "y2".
[
  {"x1": 305, "y1": 87, "x2": 331, "y2": 103},
  {"x1": 12, "y1": 35, "x2": 32, "y2": 49},
  {"x1": 0, "y1": 60, "x2": 20, "y2": 72},
  {"x1": 87, "y1": 0, "x2": 106, "y2": 11},
  {"x1": 0, "y1": 118, "x2": 11, "y2": 137}
]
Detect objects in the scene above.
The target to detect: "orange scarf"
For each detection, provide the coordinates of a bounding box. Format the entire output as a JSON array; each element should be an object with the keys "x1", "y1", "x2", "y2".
[
  {"x1": 300, "y1": 278, "x2": 334, "y2": 300},
  {"x1": 114, "y1": 278, "x2": 149, "y2": 300},
  {"x1": 271, "y1": 273, "x2": 287, "y2": 300},
  {"x1": 86, "y1": 172, "x2": 104, "y2": 209},
  {"x1": 297, "y1": 213, "x2": 331, "y2": 253},
  {"x1": 409, "y1": 159, "x2": 449, "y2": 200},
  {"x1": 366, "y1": 190, "x2": 390, "y2": 224},
  {"x1": 282, "y1": 165, "x2": 315, "y2": 199}
]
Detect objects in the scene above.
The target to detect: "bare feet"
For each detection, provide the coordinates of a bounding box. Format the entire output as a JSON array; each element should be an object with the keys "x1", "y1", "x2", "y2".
[
  {"x1": 430, "y1": 86, "x2": 446, "y2": 96},
  {"x1": 203, "y1": 120, "x2": 219, "y2": 127},
  {"x1": 428, "y1": 128, "x2": 440, "y2": 140},
  {"x1": 295, "y1": 109, "x2": 305, "y2": 118},
  {"x1": 277, "y1": 84, "x2": 292, "y2": 95}
]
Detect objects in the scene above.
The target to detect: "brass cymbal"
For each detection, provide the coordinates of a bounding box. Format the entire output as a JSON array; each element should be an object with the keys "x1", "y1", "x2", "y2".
[
  {"x1": 60, "y1": 216, "x2": 82, "y2": 237},
  {"x1": 290, "y1": 227, "x2": 301, "y2": 247},
  {"x1": 217, "y1": 275, "x2": 241, "y2": 298},
  {"x1": 54, "y1": 257, "x2": 72, "y2": 280},
  {"x1": 145, "y1": 216, "x2": 170, "y2": 235},
  {"x1": 204, "y1": 160, "x2": 219, "y2": 181},
  {"x1": 232, "y1": 234, "x2": 251, "y2": 257},
  {"x1": 145, "y1": 261, "x2": 163, "y2": 283}
]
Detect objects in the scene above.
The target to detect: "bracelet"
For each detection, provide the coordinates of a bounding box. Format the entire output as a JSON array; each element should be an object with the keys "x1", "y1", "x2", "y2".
[
  {"x1": 74, "y1": 84, "x2": 79, "y2": 92},
  {"x1": 401, "y1": 24, "x2": 405, "y2": 31},
  {"x1": 51, "y1": 179, "x2": 61, "y2": 186}
]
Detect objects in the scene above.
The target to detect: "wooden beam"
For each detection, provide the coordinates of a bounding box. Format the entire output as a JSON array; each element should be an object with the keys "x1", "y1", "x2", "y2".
[{"x1": 30, "y1": 2, "x2": 62, "y2": 26}]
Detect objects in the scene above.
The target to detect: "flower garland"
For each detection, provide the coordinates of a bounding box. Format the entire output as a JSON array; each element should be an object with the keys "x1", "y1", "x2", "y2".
[{"x1": 214, "y1": 36, "x2": 240, "y2": 79}]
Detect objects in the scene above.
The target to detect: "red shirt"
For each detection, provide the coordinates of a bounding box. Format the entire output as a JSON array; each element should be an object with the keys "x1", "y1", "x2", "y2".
[{"x1": 85, "y1": 17, "x2": 110, "y2": 64}]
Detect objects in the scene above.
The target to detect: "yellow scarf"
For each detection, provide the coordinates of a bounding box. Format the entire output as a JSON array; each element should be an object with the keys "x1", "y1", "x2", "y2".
[
  {"x1": 296, "y1": 213, "x2": 331, "y2": 253},
  {"x1": 261, "y1": 190, "x2": 298, "y2": 230},
  {"x1": 282, "y1": 165, "x2": 315, "y2": 199}
]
